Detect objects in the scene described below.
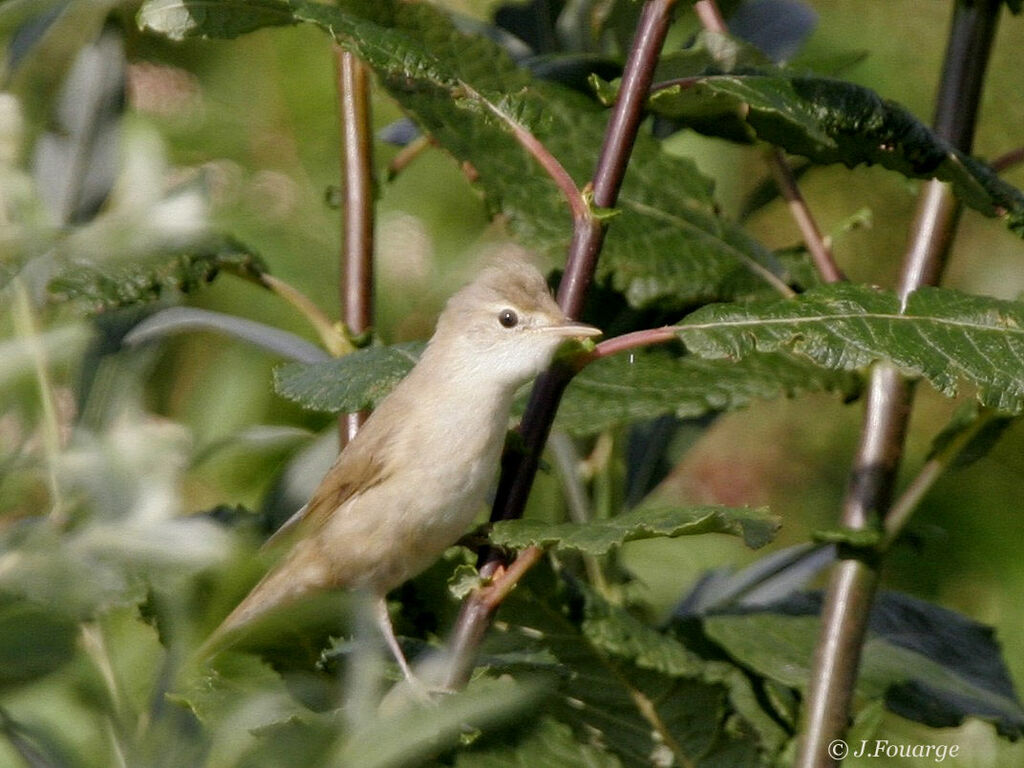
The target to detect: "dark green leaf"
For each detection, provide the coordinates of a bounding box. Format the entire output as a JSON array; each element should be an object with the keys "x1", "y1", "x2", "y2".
[
  {"x1": 677, "y1": 285, "x2": 1024, "y2": 414},
  {"x1": 811, "y1": 527, "x2": 881, "y2": 548},
  {"x1": 0, "y1": 600, "x2": 77, "y2": 684},
  {"x1": 490, "y1": 577, "x2": 768, "y2": 767},
  {"x1": 137, "y1": 0, "x2": 790, "y2": 310},
  {"x1": 703, "y1": 591, "x2": 1024, "y2": 738},
  {"x1": 136, "y1": 0, "x2": 298, "y2": 39},
  {"x1": 48, "y1": 243, "x2": 268, "y2": 311},
  {"x1": 334, "y1": 676, "x2": 545, "y2": 768},
  {"x1": 454, "y1": 717, "x2": 623, "y2": 768},
  {"x1": 926, "y1": 402, "x2": 1016, "y2": 470},
  {"x1": 490, "y1": 504, "x2": 779, "y2": 554},
  {"x1": 557, "y1": 347, "x2": 860, "y2": 436},
  {"x1": 273, "y1": 342, "x2": 423, "y2": 412},
  {"x1": 645, "y1": 72, "x2": 1024, "y2": 235}
]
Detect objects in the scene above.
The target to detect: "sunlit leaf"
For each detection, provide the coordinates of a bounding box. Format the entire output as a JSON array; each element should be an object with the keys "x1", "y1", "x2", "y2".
[
  {"x1": 273, "y1": 342, "x2": 423, "y2": 412},
  {"x1": 643, "y1": 71, "x2": 1024, "y2": 235},
  {"x1": 557, "y1": 347, "x2": 860, "y2": 435},
  {"x1": 677, "y1": 285, "x2": 1024, "y2": 413},
  {"x1": 491, "y1": 504, "x2": 779, "y2": 554}
]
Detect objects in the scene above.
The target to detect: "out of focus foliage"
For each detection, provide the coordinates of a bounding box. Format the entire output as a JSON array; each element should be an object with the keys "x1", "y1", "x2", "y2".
[{"x1": 2, "y1": 0, "x2": 1024, "y2": 766}]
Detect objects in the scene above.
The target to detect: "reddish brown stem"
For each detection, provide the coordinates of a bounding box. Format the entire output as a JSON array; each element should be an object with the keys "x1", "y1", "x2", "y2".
[
  {"x1": 336, "y1": 47, "x2": 375, "y2": 443},
  {"x1": 991, "y1": 146, "x2": 1024, "y2": 174},
  {"x1": 460, "y1": 82, "x2": 588, "y2": 223},
  {"x1": 695, "y1": 1, "x2": 844, "y2": 285},
  {"x1": 581, "y1": 326, "x2": 679, "y2": 366}
]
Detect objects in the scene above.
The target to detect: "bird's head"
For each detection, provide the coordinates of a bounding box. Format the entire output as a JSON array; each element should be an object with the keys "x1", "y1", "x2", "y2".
[{"x1": 430, "y1": 254, "x2": 601, "y2": 388}]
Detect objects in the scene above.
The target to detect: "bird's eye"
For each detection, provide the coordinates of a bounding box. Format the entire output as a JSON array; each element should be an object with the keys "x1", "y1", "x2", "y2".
[{"x1": 498, "y1": 309, "x2": 519, "y2": 328}]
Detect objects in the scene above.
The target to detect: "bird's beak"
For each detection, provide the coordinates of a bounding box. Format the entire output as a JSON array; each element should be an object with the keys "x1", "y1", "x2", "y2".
[{"x1": 541, "y1": 319, "x2": 603, "y2": 339}]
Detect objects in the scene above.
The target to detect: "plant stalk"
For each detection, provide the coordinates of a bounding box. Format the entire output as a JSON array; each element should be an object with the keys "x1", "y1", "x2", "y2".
[
  {"x1": 336, "y1": 47, "x2": 375, "y2": 443},
  {"x1": 695, "y1": 0, "x2": 843, "y2": 285},
  {"x1": 444, "y1": 0, "x2": 679, "y2": 689},
  {"x1": 795, "y1": 2, "x2": 1002, "y2": 765}
]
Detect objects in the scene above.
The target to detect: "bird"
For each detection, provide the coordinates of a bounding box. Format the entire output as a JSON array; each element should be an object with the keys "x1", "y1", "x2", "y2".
[{"x1": 201, "y1": 253, "x2": 601, "y2": 685}]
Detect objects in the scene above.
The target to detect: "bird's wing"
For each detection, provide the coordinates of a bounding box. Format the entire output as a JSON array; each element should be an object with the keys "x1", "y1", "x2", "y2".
[{"x1": 264, "y1": 428, "x2": 392, "y2": 548}]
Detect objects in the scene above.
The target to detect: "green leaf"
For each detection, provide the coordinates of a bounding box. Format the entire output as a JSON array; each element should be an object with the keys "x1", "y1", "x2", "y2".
[
  {"x1": 48, "y1": 243, "x2": 267, "y2": 311},
  {"x1": 333, "y1": 676, "x2": 545, "y2": 768},
  {"x1": 273, "y1": 342, "x2": 423, "y2": 412},
  {"x1": 703, "y1": 591, "x2": 1024, "y2": 739},
  {"x1": 926, "y1": 402, "x2": 1016, "y2": 470},
  {"x1": 557, "y1": 347, "x2": 860, "y2": 436},
  {"x1": 677, "y1": 284, "x2": 1024, "y2": 414},
  {"x1": 491, "y1": 576, "x2": 767, "y2": 767},
  {"x1": 0, "y1": 600, "x2": 77, "y2": 684},
  {"x1": 811, "y1": 527, "x2": 882, "y2": 549},
  {"x1": 137, "y1": 0, "x2": 790, "y2": 310},
  {"x1": 136, "y1": 0, "x2": 298, "y2": 39},
  {"x1": 454, "y1": 717, "x2": 623, "y2": 768},
  {"x1": 578, "y1": 590, "x2": 788, "y2": 753},
  {"x1": 645, "y1": 72, "x2": 1024, "y2": 235},
  {"x1": 125, "y1": 307, "x2": 329, "y2": 364},
  {"x1": 490, "y1": 504, "x2": 779, "y2": 554}
]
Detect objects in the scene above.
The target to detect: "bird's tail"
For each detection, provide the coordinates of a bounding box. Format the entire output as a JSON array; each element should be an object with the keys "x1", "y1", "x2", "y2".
[{"x1": 196, "y1": 552, "x2": 325, "y2": 660}]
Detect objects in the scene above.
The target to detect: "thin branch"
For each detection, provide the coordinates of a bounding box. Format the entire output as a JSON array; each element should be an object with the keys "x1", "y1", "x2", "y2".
[
  {"x1": 694, "y1": 0, "x2": 844, "y2": 285},
  {"x1": 796, "y1": 2, "x2": 1003, "y2": 766},
  {"x1": 258, "y1": 273, "x2": 352, "y2": 357},
  {"x1": 336, "y1": 47, "x2": 376, "y2": 443},
  {"x1": 11, "y1": 280, "x2": 66, "y2": 523},
  {"x1": 768, "y1": 149, "x2": 846, "y2": 283},
  {"x1": 458, "y1": 81, "x2": 588, "y2": 223},
  {"x1": 693, "y1": 0, "x2": 727, "y2": 31},
  {"x1": 386, "y1": 134, "x2": 433, "y2": 180},
  {"x1": 549, "y1": 432, "x2": 607, "y2": 590},
  {"x1": 580, "y1": 326, "x2": 679, "y2": 366},
  {"x1": 880, "y1": 409, "x2": 995, "y2": 550},
  {"x1": 478, "y1": 546, "x2": 545, "y2": 611},
  {"x1": 991, "y1": 146, "x2": 1024, "y2": 174},
  {"x1": 444, "y1": 0, "x2": 681, "y2": 690}
]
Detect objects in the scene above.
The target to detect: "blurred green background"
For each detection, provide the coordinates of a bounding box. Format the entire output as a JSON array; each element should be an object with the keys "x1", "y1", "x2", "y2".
[{"x1": 2, "y1": 0, "x2": 1024, "y2": 765}]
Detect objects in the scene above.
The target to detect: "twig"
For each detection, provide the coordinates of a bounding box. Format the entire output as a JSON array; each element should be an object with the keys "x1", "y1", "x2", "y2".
[
  {"x1": 879, "y1": 409, "x2": 995, "y2": 550},
  {"x1": 768, "y1": 149, "x2": 845, "y2": 283},
  {"x1": 258, "y1": 273, "x2": 352, "y2": 357},
  {"x1": 444, "y1": 0, "x2": 681, "y2": 690},
  {"x1": 549, "y1": 432, "x2": 607, "y2": 590},
  {"x1": 579, "y1": 326, "x2": 679, "y2": 365},
  {"x1": 991, "y1": 146, "x2": 1024, "y2": 173},
  {"x1": 336, "y1": 47, "x2": 375, "y2": 443},
  {"x1": 386, "y1": 134, "x2": 433, "y2": 180},
  {"x1": 796, "y1": 2, "x2": 1003, "y2": 766},
  {"x1": 694, "y1": 0, "x2": 844, "y2": 285},
  {"x1": 459, "y1": 82, "x2": 588, "y2": 223},
  {"x1": 693, "y1": 0, "x2": 727, "y2": 31},
  {"x1": 11, "y1": 281, "x2": 66, "y2": 523}
]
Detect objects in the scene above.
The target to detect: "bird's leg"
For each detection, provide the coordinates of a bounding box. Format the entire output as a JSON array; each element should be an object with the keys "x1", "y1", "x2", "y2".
[{"x1": 373, "y1": 597, "x2": 421, "y2": 688}]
